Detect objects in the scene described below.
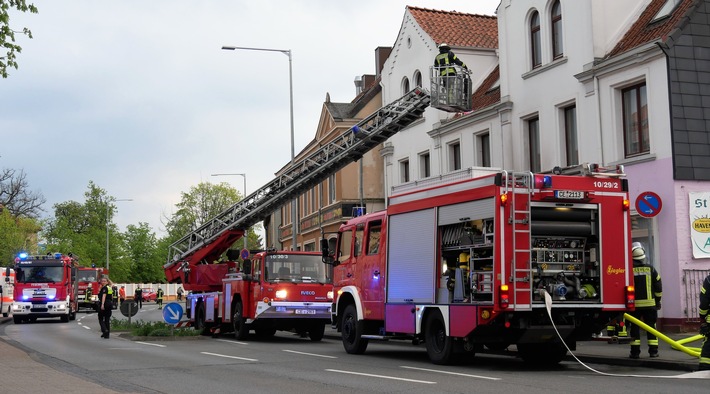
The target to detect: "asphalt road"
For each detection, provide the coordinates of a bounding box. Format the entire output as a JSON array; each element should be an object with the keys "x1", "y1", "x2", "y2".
[{"x1": 2, "y1": 304, "x2": 708, "y2": 394}]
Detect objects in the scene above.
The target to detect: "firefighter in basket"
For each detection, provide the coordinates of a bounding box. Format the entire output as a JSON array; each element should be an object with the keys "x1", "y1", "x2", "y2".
[
  {"x1": 434, "y1": 43, "x2": 469, "y2": 103},
  {"x1": 628, "y1": 242, "x2": 663, "y2": 359}
]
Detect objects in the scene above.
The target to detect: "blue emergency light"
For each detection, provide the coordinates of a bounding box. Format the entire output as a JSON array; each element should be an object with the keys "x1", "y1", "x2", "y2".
[{"x1": 18, "y1": 252, "x2": 28, "y2": 260}]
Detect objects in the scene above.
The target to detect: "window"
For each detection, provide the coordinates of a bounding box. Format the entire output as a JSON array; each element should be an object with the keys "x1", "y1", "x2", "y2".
[
  {"x1": 530, "y1": 11, "x2": 542, "y2": 69},
  {"x1": 564, "y1": 105, "x2": 578, "y2": 166},
  {"x1": 449, "y1": 141, "x2": 461, "y2": 171},
  {"x1": 413, "y1": 71, "x2": 422, "y2": 88},
  {"x1": 652, "y1": 0, "x2": 681, "y2": 22},
  {"x1": 310, "y1": 187, "x2": 316, "y2": 213},
  {"x1": 354, "y1": 225, "x2": 364, "y2": 257},
  {"x1": 478, "y1": 133, "x2": 491, "y2": 167},
  {"x1": 400, "y1": 159, "x2": 410, "y2": 183},
  {"x1": 528, "y1": 117, "x2": 541, "y2": 172},
  {"x1": 402, "y1": 77, "x2": 410, "y2": 95},
  {"x1": 622, "y1": 83, "x2": 649, "y2": 157},
  {"x1": 419, "y1": 151, "x2": 431, "y2": 178},
  {"x1": 551, "y1": 1, "x2": 563, "y2": 59},
  {"x1": 337, "y1": 229, "x2": 353, "y2": 262},
  {"x1": 328, "y1": 174, "x2": 336, "y2": 204},
  {"x1": 366, "y1": 221, "x2": 382, "y2": 255}
]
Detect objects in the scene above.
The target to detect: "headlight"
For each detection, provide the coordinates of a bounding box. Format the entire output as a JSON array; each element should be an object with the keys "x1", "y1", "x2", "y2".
[
  {"x1": 11, "y1": 304, "x2": 22, "y2": 312},
  {"x1": 275, "y1": 290, "x2": 287, "y2": 299},
  {"x1": 327, "y1": 291, "x2": 334, "y2": 300},
  {"x1": 56, "y1": 303, "x2": 67, "y2": 310}
]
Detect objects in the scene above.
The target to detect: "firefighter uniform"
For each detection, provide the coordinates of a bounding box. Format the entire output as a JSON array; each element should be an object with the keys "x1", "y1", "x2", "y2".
[
  {"x1": 628, "y1": 243, "x2": 662, "y2": 359},
  {"x1": 698, "y1": 274, "x2": 710, "y2": 370},
  {"x1": 156, "y1": 288, "x2": 164, "y2": 309},
  {"x1": 98, "y1": 279, "x2": 114, "y2": 339}
]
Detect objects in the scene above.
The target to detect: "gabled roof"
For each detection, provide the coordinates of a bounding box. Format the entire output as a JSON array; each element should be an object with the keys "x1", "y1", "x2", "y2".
[
  {"x1": 607, "y1": 0, "x2": 697, "y2": 57},
  {"x1": 407, "y1": 6, "x2": 498, "y2": 49},
  {"x1": 471, "y1": 66, "x2": 500, "y2": 112}
]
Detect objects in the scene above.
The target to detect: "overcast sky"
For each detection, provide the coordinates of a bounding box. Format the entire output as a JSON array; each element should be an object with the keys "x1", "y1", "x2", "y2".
[{"x1": 1, "y1": 0, "x2": 499, "y2": 236}]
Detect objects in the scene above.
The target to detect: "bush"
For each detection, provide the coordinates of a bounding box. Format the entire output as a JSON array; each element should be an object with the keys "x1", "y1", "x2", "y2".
[{"x1": 109, "y1": 318, "x2": 199, "y2": 337}]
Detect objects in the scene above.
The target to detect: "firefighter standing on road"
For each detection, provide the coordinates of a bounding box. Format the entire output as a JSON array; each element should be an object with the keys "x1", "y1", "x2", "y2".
[
  {"x1": 177, "y1": 286, "x2": 184, "y2": 301},
  {"x1": 156, "y1": 287, "x2": 164, "y2": 309},
  {"x1": 118, "y1": 285, "x2": 126, "y2": 306},
  {"x1": 98, "y1": 277, "x2": 113, "y2": 339},
  {"x1": 134, "y1": 287, "x2": 143, "y2": 309},
  {"x1": 698, "y1": 273, "x2": 710, "y2": 370},
  {"x1": 628, "y1": 242, "x2": 663, "y2": 359}
]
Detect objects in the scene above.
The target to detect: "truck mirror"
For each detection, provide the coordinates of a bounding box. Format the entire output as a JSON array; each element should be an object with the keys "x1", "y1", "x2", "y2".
[
  {"x1": 5, "y1": 267, "x2": 10, "y2": 283},
  {"x1": 242, "y1": 259, "x2": 252, "y2": 275},
  {"x1": 320, "y1": 239, "x2": 329, "y2": 257}
]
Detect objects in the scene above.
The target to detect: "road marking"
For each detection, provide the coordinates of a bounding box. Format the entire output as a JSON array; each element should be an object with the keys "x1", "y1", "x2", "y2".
[
  {"x1": 82, "y1": 326, "x2": 91, "y2": 330},
  {"x1": 201, "y1": 352, "x2": 258, "y2": 362},
  {"x1": 136, "y1": 341, "x2": 166, "y2": 348},
  {"x1": 216, "y1": 339, "x2": 249, "y2": 346},
  {"x1": 326, "y1": 369, "x2": 436, "y2": 384},
  {"x1": 401, "y1": 366, "x2": 501, "y2": 381},
  {"x1": 283, "y1": 349, "x2": 337, "y2": 359}
]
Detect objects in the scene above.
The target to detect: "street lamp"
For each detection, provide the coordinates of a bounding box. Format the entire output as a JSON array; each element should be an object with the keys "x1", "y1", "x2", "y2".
[
  {"x1": 211, "y1": 173, "x2": 248, "y2": 251},
  {"x1": 106, "y1": 198, "x2": 132, "y2": 271},
  {"x1": 221, "y1": 45, "x2": 298, "y2": 250}
]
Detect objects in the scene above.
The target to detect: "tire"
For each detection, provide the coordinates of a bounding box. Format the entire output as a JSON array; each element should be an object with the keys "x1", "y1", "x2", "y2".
[
  {"x1": 60, "y1": 313, "x2": 69, "y2": 323},
  {"x1": 69, "y1": 310, "x2": 76, "y2": 321},
  {"x1": 233, "y1": 301, "x2": 249, "y2": 340},
  {"x1": 425, "y1": 311, "x2": 455, "y2": 365},
  {"x1": 308, "y1": 323, "x2": 325, "y2": 342},
  {"x1": 517, "y1": 343, "x2": 568, "y2": 366},
  {"x1": 13, "y1": 316, "x2": 22, "y2": 324},
  {"x1": 341, "y1": 304, "x2": 368, "y2": 354},
  {"x1": 195, "y1": 302, "x2": 208, "y2": 334}
]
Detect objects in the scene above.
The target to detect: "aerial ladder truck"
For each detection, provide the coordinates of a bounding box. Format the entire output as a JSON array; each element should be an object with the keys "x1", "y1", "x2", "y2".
[{"x1": 164, "y1": 88, "x2": 431, "y2": 337}]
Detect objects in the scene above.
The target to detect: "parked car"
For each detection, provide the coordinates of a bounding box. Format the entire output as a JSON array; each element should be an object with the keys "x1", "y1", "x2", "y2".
[{"x1": 140, "y1": 288, "x2": 157, "y2": 302}]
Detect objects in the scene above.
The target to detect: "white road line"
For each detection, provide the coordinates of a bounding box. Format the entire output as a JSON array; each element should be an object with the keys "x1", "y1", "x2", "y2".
[
  {"x1": 326, "y1": 369, "x2": 436, "y2": 384},
  {"x1": 400, "y1": 366, "x2": 501, "y2": 381},
  {"x1": 282, "y1": 349, "x2": 337, "y2": 359},
  {"x1": 216, "y1": 339, "x2": 249, "y2": 345},
  {"x1": 82, "y1": 326, "x2": 91, "y2": 330},
  {"x1": 201, "y1": 352, "x2": 258, "y2": 362},
  {"x1": 135, "y1": 341, "x2": 166, "y2": 348}
]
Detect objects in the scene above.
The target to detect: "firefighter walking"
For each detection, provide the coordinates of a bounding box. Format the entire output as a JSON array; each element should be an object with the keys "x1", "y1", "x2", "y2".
[
  {"x1": 98, "y1": 277, "x2": 113, "y2": 339},
  {"x1": 156, "y1": 287, "x2": 164, "y2": 309},
  {"x1": 628, "y1": 242, "x2": 663, "y2": 359},
  {"x1": 698, "y1": 273, "x2": 710, "y2": 370}
]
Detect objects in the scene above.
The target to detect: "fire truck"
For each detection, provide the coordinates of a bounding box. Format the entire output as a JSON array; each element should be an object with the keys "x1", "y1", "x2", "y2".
[
  {"x1": 1, "y1": 268, "x2": 15, "y2": 317},
  {"x1": 77, "y1": 266, "x2": 105, "y2": 312},
  {"x1": 164, "y1": 88, "x2": 431, "y2": 338},
  {"x1": 11, "y1": 252, "x2": 79, "y2": 323},
  {"x1": 322, "y1": 164, "x2": 635, "y2": 365}
]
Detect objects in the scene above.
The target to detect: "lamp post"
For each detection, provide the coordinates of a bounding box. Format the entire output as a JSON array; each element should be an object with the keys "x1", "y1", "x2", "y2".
[
  {"x1": 221, "y1": 45, "x2": 298, "y2": 250},
  {"x1": 106, "y1": 198, "x2": 132, "y2": 271},
  {"x1": 211, "y1": 173, "x2": 248, "y2": 251}
]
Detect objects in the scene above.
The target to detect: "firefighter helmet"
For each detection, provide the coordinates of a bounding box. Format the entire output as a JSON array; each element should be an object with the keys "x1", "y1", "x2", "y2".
[
  {"x1": 631, "y1": 243, "x2": 646, "y2": 261},
  {"x1": 438, "y1": 43, "x2": 450, "y2": 51}
]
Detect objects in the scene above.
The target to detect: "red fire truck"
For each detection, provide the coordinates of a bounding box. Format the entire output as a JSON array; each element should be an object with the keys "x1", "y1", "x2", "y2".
[
  {"x1": 77, "y1": 267, "x2": 105, "y2": 312},
  {"x1": 164, "y1": 89, "x2": 431, "y2": 340},
  {"x1": 11, "y1": 252, "x2": 79, "y2": 323},
  {"x1": 183, "y1": 250, "x2": 332, "y2": 340},
  {"x1": 323, "y1": 164, "x2": 635, "y2": 365}
]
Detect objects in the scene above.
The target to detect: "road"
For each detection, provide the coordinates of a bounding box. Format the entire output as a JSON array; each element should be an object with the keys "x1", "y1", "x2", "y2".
[{"x1": 1, "y1": 303, "x2": 708, "y2": 394}]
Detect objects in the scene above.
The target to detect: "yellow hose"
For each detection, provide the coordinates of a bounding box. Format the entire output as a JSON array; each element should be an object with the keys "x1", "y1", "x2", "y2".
[{"x1": 623, "y1": 313, "x2": 700, "y2": 358}]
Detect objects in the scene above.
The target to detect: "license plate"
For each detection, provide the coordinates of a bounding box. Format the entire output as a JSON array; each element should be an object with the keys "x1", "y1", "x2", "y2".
[
  {"x1": 295, "y1": 309, "x2": 316, "y2": 315},
  {"x1": 555, "y1": 190, "x2": 584, "y2": 199}
]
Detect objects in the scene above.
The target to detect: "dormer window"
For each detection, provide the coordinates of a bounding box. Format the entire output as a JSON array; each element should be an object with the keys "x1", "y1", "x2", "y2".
[
  {"x1": 530, "y1": 11, "x2": 542, "y2": 69},
  {"x1": 651, "y1": 0, "x2": 681, "y2": 23}
]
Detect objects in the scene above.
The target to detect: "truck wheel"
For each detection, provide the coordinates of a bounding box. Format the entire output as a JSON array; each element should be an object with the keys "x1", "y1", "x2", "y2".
[
  {"x1": 233, "y1": 302, "x2": 249, "y2": 340},
  {"x1": 69, "y1": 310, "x2": 76, "y2": 321},
  {"x1": 425, "y1": 311, "x2": 455, "y2": 365},
  {"x1": 60, "y1": 313, "x2": 70, "y2": 323},
  {"x1": 517, "y1": 343, "x2": 568, "y2": 365},
  {"x1": 308, "y1": 323, "x2": 325, "y2": 342},
  {"x1": 195, "y1": 302, "x2": 208, "y2": 334},
  {"x1": 341, "y1": 304, "x2": 368, "y2": 354}
]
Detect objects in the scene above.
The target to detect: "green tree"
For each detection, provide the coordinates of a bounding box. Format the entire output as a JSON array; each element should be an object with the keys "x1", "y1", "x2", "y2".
[
  {"x1": 0, "y1": 0, "x2": 38, "y2": 78},
  {"x1": 0, "y1": 208, "x2": 39, "y2": 265},
  {"x1": 123, "y1": 222, "x2": 163, "y2": 283}
]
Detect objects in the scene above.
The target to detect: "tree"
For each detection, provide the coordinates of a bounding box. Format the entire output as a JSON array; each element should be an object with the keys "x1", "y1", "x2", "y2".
[
  {"x1": 0, "y1": 168, "x2": 46, "y2": 219},
  {"x1": 0, "y1": 208, "x2": 39, "y2": 265},
  {"x1": 122, "y1": 222, "x2": 163, "y2": 283},
  {"x1": 0, "y1": 0, "x2": 38, "y2": 78}
]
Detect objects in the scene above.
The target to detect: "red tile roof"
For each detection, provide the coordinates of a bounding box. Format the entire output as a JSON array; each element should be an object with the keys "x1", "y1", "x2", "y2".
[
  {"x1": 407, "y1": 6, "x2": 498, "y2": 49},
  {"x1": 607, "y1": 0, "x2": 697, "y2": 57},
  {"x1": 471, "y1": 66, "x2": 500, "y2": 111}
]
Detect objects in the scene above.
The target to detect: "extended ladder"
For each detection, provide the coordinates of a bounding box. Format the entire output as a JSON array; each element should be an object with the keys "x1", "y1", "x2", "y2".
[{"x1": 165, "y1": 88, "x2": 431, "y2": 270}]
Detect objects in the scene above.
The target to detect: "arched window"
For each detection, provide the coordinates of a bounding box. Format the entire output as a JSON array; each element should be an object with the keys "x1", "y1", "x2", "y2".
[
  {"x1": 551, "y1": 0, "x2": 563, "y2": 59},
  {"x1": 401, "y1": 77, "x2": 410, "y2": 95},
  {"x1": 530, "y1": 11, "x2": 541, "y2": 69},
  {"x1": 413, "y1": 70, "x2": 422, "y2": 88}
]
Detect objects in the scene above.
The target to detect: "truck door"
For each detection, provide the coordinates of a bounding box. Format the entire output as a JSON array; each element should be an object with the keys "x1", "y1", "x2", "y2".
[
  {"x1": 248, "y1": 256, "x2": 261, "y2": 318},
  {"x1": 334, "y1": 226, "x2": 355, "y2": 288},
  {"x1": 361, "y1": 219, "x2": 385, "y2": 320}
]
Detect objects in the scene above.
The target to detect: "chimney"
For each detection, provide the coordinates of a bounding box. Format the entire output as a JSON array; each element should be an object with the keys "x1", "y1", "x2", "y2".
[
  {"x1": 374, "y1": 46, "x2": 392, "y2": 79},
  {"x1": 354, "y1": 76, "x2": 363, "y2": 95}
]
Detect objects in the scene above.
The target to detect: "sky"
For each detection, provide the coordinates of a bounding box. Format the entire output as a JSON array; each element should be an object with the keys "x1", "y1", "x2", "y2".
[{"x1": 1, "y1": 0, "x2": 500, "y2": 236}]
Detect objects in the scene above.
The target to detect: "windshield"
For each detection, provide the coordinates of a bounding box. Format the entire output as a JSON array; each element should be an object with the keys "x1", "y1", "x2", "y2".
[
  {"x1": 77, "y1": 270, "x2": 99, "y2": 282},
  {"x1": 16, "y1": 266, "x2": 65, "y2": 283},
  {"x1": 264, "y1": 254, "x2": 332, "y2": 284}
]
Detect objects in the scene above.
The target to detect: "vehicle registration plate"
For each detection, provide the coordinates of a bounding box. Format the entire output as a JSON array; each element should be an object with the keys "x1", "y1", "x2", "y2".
[
  {"x1": 295, "y1": 309, "x2": 316, "y2": 315},
  {"x1": 555, "y1": 190, "x2": 584, "y2": 199}
]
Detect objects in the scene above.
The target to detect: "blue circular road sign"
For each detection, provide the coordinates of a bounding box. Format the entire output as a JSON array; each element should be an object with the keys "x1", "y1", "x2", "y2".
[
  {"x1": 162, "y1": 302, "x2": 184, "y2": 325},
  {"x1": 635, "y1": 191, "x2": 662, "y2": 218}
]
